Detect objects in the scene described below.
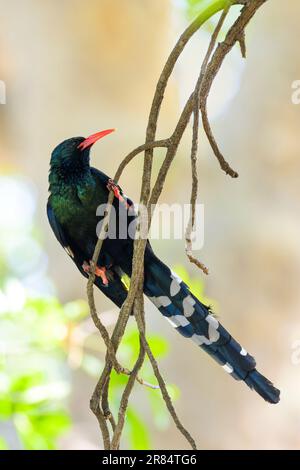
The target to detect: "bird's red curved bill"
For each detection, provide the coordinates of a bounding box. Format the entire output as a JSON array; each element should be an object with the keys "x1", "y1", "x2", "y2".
[{"x1": 78, "y1": 128, "x2": 115, "y2": 151}]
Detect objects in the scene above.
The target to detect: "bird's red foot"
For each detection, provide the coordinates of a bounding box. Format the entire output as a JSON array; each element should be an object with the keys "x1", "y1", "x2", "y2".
[
  {"x1": 107, "y1": 179, "x2": 129, "y2": 209},
  {"x1": 82, "y1": 261, "x2": 109, "y2": 285}
]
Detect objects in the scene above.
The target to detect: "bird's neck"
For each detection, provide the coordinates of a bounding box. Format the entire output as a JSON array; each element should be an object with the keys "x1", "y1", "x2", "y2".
[{"x1": 48, "y1": 163, "x2": 93, "y2": 197}]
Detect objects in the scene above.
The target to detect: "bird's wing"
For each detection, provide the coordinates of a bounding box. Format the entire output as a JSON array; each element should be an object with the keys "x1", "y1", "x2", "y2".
[
  {"x1": 47, "y1": 201, "x2": 73, "y2": 255},
  {"x1": 47, "y1": 201, "x2": 129, "y2": 308}
]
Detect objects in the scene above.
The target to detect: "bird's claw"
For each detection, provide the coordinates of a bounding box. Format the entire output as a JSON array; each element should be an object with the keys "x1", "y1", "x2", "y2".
[
  {"x1": 82, "y1": 261, "x2": 109, "y2": 286},
  {"x1": 107, "y1": 179, "x2": 129, "y2": 209}
]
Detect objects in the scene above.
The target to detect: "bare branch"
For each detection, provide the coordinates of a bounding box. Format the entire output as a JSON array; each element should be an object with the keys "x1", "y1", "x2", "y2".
[
  {"x1": 86, "y1": 0, "x2": 269, "y2": 451},
  {"x1": 114, "y1": 139, "x2": 170, "y2": 184},
  {"x1": 134, "y1": 306, "x2": 197, "y2": 450},
  {"x1": 238, "y1": 30, "x2": 247, "y2": 57},
  {"x1": 111, "y1": 295, "x2": 146, "y2": 450},
  {"x1": 185, "y1": 6, "x2": 230, "y2": 276},
  {"x1": 199, "y1": 1, "x2": 268, "y2": 176}
]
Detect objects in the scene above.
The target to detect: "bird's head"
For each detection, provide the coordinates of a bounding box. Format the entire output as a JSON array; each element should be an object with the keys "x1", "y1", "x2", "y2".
[{"x1": 50, "y1": 129, "x2": 115, "y2": 177}]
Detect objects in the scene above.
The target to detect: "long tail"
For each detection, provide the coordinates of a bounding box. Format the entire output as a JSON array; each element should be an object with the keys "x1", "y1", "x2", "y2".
[{"x1": 143, "y1": 252, "x2": 280, "y2": 404}]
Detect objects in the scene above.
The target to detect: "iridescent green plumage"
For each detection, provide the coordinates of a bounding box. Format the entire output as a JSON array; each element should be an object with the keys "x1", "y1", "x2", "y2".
[{"x1": 48, "y1": 136, "x2": 131, "y2": 306}]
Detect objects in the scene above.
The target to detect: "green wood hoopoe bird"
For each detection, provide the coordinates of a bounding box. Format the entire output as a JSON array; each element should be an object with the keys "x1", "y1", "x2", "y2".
[{"x1": 47, "y1": 129, "x2": 280, "y2": 404}]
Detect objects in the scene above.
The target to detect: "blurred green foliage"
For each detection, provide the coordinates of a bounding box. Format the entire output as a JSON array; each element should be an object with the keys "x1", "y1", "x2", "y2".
[
  {"x1": 0, "y1": 268, "x2": 178, "y2": 450},
  {"x1": 0, "y1": 175, "x2": 76, "y2": 449},
  {"x1": 0, "y1": 177, "x2": 180, "y2": 450},
  {"x1": 81, "y1": 325, "x2": 180, "y2": 450},
  {"x1": 184, "y1": 0, "x2": 241, "y2": 41},
  {"x1": 186, "y1": 0, "x2": 209, "y2": 19},
  {"x1": 0, "y1": 263, "x2": 208, "y2": 450},
  {"x1": 108, "y1": 328, "x2": 179, "y2": 450},
  {"x1": 0, "y1": 294, "x2": 84, "y2": 449},
  {"x1": 185, "y1": 0, "x2": 231, "y2": 19}
]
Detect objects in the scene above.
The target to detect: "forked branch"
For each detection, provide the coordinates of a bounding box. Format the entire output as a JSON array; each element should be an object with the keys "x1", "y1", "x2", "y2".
[{"x1": 86, "y1": 0, "x2": 268, "y2": 450}]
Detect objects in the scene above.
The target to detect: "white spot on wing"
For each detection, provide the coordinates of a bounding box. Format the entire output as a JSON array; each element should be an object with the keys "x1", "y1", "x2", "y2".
[
  {"x1": 166, "y1": 315, "x2": 190, "y2": 328},
  {"x1": 165, "y1": 317, "x2": 178, "y2": 328},
  {"x1": 170, "y1": 271, "x2": 182, "y2": 297},
  {"x1": 240, "y1": 347, "x2": 247, "y2": 356},
  {"x1": 208, "y1": 324, "x2": 220, "y2": 343},
  {"x1": 206, "y1": 315, "x2": 220, "y2": 343},
  {"x1": 149, "y1": 296, "x2": 172, "y2": 309},
  {"x1": 182, "y1": 295, "x2": 195, "y2": 317},
  {"x1": 206, "y1": 315, "x2": 219, "y2": 329},
  {"x1": 191, "y1": 334, "x2": 212, "y2": 346},
  {"x1": 64, "y1": 246, "x2": 74, "y2": 258},
  {"x1": 222, "y1": 363, "x2": 234, "y2": 374}
]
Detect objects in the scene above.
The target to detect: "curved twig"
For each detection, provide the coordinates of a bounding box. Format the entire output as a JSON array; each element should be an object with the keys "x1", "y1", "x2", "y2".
[
  {"x1": 185, "y1": 6, "x2": 231, "y2": 276},
  {"x1": 87, "y1": 0, "x2": 269, "y2": 450}
]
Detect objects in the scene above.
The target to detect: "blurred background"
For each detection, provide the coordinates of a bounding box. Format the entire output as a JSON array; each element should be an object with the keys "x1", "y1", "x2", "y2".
[{"x1": 0, "y1": 0, "x2": 299, "y2": 450}]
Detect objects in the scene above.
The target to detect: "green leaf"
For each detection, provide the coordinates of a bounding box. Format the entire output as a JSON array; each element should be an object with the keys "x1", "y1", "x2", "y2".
[
  {"x1": 0, "y1": 437, "x2": 9, "y2": 450},
  {"x1": 10, "y1": 372, "x2": 45, "y2": 393},
  {"x1": 32, "y1": 411, "x2": 71, "y2": 439},
  {"x1": 118, "y1": 328, "x2": 140, "y2": 365},
  {"x1": 63, "y1": 300, "x2": 89, "y2": 321},
  {"x1": 166, "y1": 383, "x2": 180, "y2": 402},
  {"x1": 120, "y1": 273, "x2": 131, "y2": 290},
  {"x1": 0, "y1": 396, "x2": 12, "y2": 419},
  {"x1": 185, "y1": 0, "x2": 230, "y2": 20},
  {"x1": 125, "y1": 407, "x2": 151, "y2": 450},
  {"x1": 147, "y1": 383, "x2": 180, "y2": 431},
  {"x1": 108, "y1": 369, "x2": 129, "y2": 402},
  {"x1": 147, "y1": 335, "x2": 169, "y2": 358},
  {"x1": 14, "y1": 411, "x2": 70, "y2": 450},
  {"x1": 148, "y1": 391, "x2": 170, "y2": 430}
]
